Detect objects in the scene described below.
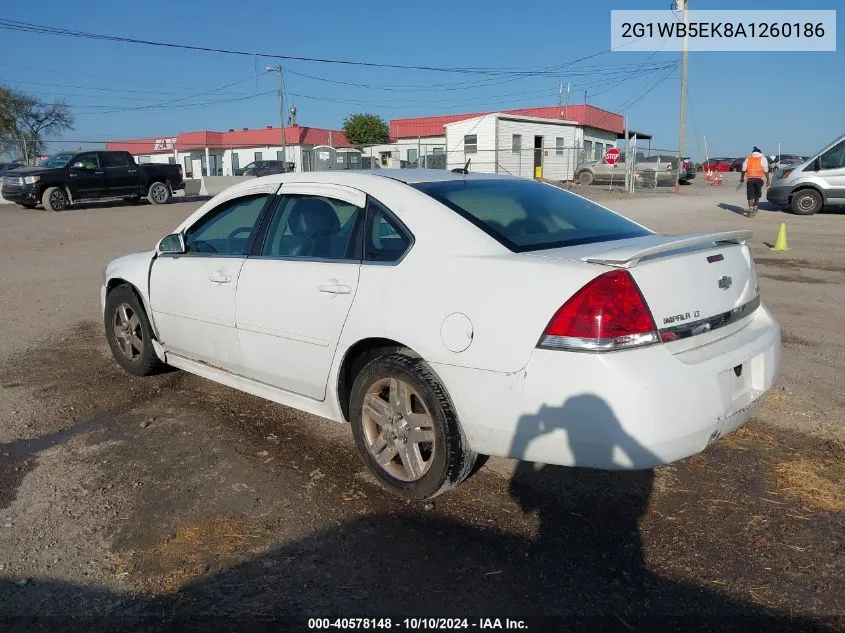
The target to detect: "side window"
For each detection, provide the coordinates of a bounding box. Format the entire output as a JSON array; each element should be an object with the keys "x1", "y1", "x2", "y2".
[
  {"x1": 364, "y1": 198, "x2": 412, "y2": 263},
  {"x1": 184, "y1": 194, "x2": 269, "y2": 256},
  {"x1": 819, "y1": 140, "x2": 845, "y2": 170},
  {"x1": 74, "y1": 152, "x2": 100, "y2": 169},
  {"x1": 101, "y1": 153, "x2": 129, "y2": 168},
  {"x1": 261, "y1": 194, "x2": 362, "y2": 260}
]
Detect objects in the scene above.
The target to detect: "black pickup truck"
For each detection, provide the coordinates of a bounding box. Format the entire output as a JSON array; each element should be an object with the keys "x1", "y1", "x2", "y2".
[{"x1": 1, "y1": 150, "x2": 184, "y2": 211}]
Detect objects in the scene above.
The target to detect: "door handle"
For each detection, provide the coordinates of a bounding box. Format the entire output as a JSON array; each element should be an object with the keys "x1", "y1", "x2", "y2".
[
  {"x1": 318, "y1": 283, "x2": 352, "y2": 295},
  {"x1": 209, "y1": 273, "x2": 232, "y2": 284},
  {"x1": 128, "y1": 169, "x2": 137, "y2": 173},
  {"x1": 94, "y1": 171, "x2": 104, "y2": 175}
]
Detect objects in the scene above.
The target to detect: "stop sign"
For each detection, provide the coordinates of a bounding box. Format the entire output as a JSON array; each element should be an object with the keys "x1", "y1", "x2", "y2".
[{"x1": 604, "y1": 147, "x2": 621, "y2": 165}]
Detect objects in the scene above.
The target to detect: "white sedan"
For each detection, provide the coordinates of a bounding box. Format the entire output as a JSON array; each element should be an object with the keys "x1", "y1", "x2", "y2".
[{"x1": 102, "y1": 170, "x2": 781, "y2": 499}]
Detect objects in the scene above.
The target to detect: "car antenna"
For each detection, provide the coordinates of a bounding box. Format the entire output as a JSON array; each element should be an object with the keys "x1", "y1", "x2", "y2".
[{"x1": 451, "y1": 158, "x2": 471, "y2": 175}]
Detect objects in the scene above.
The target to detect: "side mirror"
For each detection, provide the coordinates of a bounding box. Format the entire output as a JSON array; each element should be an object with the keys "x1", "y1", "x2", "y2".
[{"x1": 157, "y1": 233, "x2": 185, "y2": 255}]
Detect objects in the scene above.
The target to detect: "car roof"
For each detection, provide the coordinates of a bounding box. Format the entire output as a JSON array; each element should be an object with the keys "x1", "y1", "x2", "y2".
[{"x1": 243, "y1": 168, "x2": 517, "y2": 188}]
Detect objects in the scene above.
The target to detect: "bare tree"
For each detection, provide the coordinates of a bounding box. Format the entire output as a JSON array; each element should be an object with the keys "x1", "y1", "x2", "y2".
[{"x1": 1, "y1": 86, "x2": 74, "y2": 164}]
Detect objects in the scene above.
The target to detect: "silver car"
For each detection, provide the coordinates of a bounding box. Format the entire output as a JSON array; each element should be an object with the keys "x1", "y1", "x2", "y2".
[
  {"x1": 767, "y1": 134, "x2": 845, "y2": 215},
  {"x1": 574, "y1": 154, "x2": 693, "y2": 186}
]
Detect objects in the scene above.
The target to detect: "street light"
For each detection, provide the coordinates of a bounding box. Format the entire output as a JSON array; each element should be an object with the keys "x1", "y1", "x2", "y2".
[{"x1": 265, "y1": 65, "x2": 287, "y2": 168}]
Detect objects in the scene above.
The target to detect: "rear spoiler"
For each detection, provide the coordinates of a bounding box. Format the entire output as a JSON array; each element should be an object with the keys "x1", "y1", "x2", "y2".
[{"x1": 582, "y1": 230, "x2": 752, "y2": 268}]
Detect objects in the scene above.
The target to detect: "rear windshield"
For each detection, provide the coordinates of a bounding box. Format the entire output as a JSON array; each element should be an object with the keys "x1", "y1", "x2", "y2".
[{"x1": 413, "y1": 179, "x2": 650, "y2": 252}]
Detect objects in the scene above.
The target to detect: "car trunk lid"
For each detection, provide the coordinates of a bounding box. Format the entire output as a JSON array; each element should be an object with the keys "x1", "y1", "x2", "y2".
[{"x1": 527, "y1": 231, "x2": 760, "y2": 351}]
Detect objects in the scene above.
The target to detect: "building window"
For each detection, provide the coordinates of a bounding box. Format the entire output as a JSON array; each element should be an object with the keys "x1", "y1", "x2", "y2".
[
  {"x1": 512, "y1": 134, "x2": 522, "y2": 154},
  {"x1": 432, "y1": 147, "x2": 444, "y2": 155},
  {"x1": 555, "y1": 137, "x2": 564, "y2": 156},
  {"x1": 254, "y1": 151, "x2": 263, "y2": 162},
  {"x1": 464, "y1": 134, "x2": 477, "y2": 154},
  {"x1": 168, "y1": 157, "x2": 176, "y2": 164},
  {"x1": 583, "y1": 140, "x2": 593, "y2": 162},
  {"x1": 595, "y1": 143, "x2": 603, "y2": 160},
  {"x1": 231, "y1": 153, "x2": 239, "y2": 172},
  {"x1": 184, "y1": 156, "x2": 193, "y2": 178},
  {"x1": 407, "y1": 148, "x2": 418, "y2": 163},
  {"x1": 276, "y1": 151, "x2": 284, "y2": 161}
]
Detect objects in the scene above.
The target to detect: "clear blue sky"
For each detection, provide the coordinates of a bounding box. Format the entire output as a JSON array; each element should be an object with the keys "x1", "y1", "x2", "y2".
[{"x1": 0, "y1": 0, "x2": 841, "y2": 158}]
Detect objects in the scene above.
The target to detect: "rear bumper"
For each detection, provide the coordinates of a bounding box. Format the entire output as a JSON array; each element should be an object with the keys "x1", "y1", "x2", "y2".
[{"x1": 433, "y1": 304, "x2": 781, "y2": 469}]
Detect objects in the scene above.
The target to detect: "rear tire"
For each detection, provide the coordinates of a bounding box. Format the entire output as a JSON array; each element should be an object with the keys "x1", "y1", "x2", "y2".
[
  {"x1": 577, "y1": 170, "x2": 594, "y2": 185},
  {"x1": 147, "y1": 182, "x2": 171, "y2": 205},
  {"x1": 104, "y1": 285, "x2": 164, "y2": 376},
  {"x1": 791, "y1": 189, "x2": 822, "y2": 215},
  {"x1": 349, "y1": 353, "x2": 477, "y2": 500},
  {"x1": 42, "y1": 186, "x2": 68, "y2": 212}
]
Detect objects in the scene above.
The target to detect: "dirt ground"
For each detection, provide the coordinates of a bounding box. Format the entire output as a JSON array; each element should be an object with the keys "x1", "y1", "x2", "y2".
[{"x1": 0, "y1": 180, "x2": 843, "y2": 631}]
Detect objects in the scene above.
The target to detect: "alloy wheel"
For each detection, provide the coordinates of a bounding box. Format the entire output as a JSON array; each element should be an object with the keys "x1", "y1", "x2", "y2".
[
  {"x1": 112, "y1": 303, "x2": 144, "y2": 361},
  {"x1": 361, "y1": 377, "x2": 436, "y2": 481},
  {"x1": 50, "y1": 189, "x2": 66, "y2": 210},
  {"x1": 150, "y1": 183, "x2": 168, "y2": 203}
]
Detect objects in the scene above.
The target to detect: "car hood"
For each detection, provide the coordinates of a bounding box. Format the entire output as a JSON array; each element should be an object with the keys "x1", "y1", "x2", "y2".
[{"x1": 6, "y1": 166, "x2": 63, "y2": 177}]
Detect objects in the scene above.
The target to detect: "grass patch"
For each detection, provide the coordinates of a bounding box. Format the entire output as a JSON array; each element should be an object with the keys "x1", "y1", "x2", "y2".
[
  {"x1": 775, "y1": 457, "x2": 845, "y2": 512},
  {"x1": 112, "y1": 515, "x2": 270, "y2": 593}
]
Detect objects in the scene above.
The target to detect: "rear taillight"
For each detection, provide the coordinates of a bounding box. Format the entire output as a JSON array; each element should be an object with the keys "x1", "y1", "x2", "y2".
[{"x1": 538, "y1": 270, "x2": 659, "y2": 352}]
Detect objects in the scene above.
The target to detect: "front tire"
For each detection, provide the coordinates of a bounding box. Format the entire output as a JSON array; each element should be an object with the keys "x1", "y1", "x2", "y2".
[
  {"x1": 104, "y1": 285, "x2": 164, "y2": 376},
  {"x1": 791, "y1": 189, "x2": 822, "y2": 215},
  {"x1": 42, "y1": 186, "x2": 68, "y2": 212},
  {"x1": 147, "y1": 182, "x2": 171, "y2": 205},
  {"x1": 349, "y1": 353, "x2": 477, "y2": 500},
  {"x1": 577, "y1": 170, "x2": 594, "y2": 185}
]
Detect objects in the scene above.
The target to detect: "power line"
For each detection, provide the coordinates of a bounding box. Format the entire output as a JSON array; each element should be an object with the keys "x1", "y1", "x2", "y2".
[{"x1": 0, "y1": 18, "x2": 648, "y2": 77}]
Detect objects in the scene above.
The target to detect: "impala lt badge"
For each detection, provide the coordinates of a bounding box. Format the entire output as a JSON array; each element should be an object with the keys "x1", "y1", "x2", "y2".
[{"x1": 718, "y1": 275, "x2": 733, "y2": 290}]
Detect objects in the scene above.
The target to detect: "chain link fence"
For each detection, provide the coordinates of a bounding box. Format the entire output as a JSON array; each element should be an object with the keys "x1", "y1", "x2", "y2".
[{"x1": 297, "y1": 144, "x2": 690, "y2": 193}]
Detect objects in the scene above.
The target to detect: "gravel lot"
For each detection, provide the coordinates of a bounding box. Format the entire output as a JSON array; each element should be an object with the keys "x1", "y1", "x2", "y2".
[{"x1": 0, "y1": 179, "x2": 843, "y2": 630}]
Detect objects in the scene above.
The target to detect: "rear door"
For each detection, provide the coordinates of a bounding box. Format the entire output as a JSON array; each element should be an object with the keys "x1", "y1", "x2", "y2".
[
  {"x1": 99, "y1": 152, "x2": 136, "y2": 196},
  {"x1": 150, "y1": 185, "x2": 275, "y2": 371},
  {"x1": 235, "y1": 183, "x2": 365, "y2": 399}
]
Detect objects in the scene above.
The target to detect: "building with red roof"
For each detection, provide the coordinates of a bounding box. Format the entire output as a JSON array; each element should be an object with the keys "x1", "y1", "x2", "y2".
[{"x1": 107, "y1": 124, "x2": 353, "y2": 177}]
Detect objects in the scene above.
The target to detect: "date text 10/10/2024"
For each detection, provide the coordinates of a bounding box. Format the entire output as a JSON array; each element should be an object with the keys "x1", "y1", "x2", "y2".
[{"x1": 308, "y1": 618, "x2": 528, "y2": 630}]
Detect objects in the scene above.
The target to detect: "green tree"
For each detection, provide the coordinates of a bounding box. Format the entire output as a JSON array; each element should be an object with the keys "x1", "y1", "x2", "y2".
[
  {"x1": 0, "y1": 86, "x2": 74, "y2": 164},
  {"x1": 342, "y1": 113, "x2": 390, "y2": 147}
]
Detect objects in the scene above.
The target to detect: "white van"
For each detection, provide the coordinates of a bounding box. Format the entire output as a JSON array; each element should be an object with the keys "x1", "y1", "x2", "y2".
[{"x1": 767, "y1": 134, "x2": 845, "y2": 215}]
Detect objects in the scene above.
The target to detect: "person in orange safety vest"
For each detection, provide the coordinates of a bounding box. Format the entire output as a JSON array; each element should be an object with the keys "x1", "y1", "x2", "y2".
[{"x1": 740, "y1": 147, "x2": 770, "y2": 217}]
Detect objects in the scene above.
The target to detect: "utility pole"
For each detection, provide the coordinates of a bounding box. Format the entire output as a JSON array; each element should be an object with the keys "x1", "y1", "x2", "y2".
[
  {"x1": 676, "y1": 0, "x2": 689, "y2": 193},
  {"x1": 565, "y1": 82, "x2": 570, "y2": 120},
  {"x1": 265, "y1": 65, "x2": 287, "y2": 169}
]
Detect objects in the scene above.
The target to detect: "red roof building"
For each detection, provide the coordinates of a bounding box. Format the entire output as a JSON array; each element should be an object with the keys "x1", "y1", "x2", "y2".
[
  {"x1": 390, "y1": 104, "x2": 624, "y2": 139},
  {"x1": 106, "y1": 125, "x2": 352, "y2": 155}
]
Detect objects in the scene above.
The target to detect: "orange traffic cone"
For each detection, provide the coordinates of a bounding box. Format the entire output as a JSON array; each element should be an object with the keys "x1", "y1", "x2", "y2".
[{"x1": 712, "y1": 172, "x2": 723, "y2": 186}]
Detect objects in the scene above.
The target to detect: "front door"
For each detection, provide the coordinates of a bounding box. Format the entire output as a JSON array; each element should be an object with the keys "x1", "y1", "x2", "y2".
[
  {"x1": 817, "y1": 139, "x2": 845, "y2": 203},
  {"x1": 99, "y1": 152, "x2": 136, "y2": 196},
  {"x1": 235, "y1": 183, "x2": 365, "y2": 399},
  {"x1": 149, "y1": 190, "x2": 273, "y2": 370},
  {"x1": 67, "y1": 152, "x2": 105, "y2": 199}
]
